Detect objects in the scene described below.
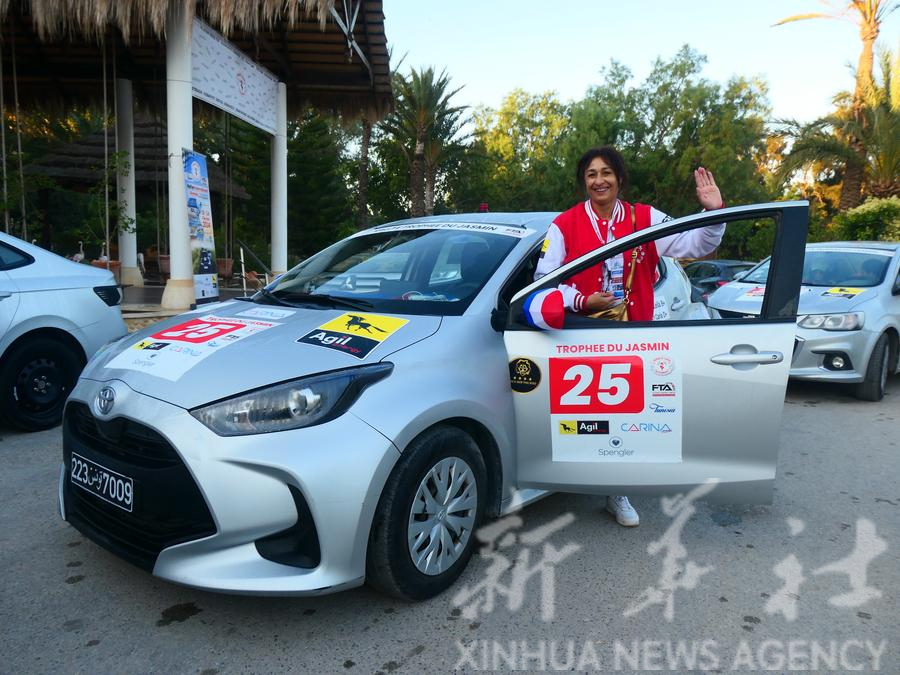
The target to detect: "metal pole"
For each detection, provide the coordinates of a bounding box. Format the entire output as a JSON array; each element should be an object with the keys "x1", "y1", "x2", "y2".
[
  {"x1": 0, "y1": 47, "x2": 9, "y2": 233},
  {"x1": 103, "y1": 41, "x2": 110, "y2": 271},
  {"x1": 11, "y1": 33, "x2": 26, "y2": 239},
  {"x1": 240, "y1": 247, "x2": 247, "y2": 296},
  {"x1": 270, "y1": 82, "x2": 288, "y2": 276}
]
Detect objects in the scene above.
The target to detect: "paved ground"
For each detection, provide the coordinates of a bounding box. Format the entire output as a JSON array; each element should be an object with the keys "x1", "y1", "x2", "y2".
[{"x1": 1, "y1": 377, "x2": 897, "y2": 673}]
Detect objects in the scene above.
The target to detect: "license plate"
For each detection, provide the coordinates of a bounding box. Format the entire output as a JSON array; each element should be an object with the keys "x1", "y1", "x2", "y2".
[{"x1": 70, "y1": 452, "x2": 134, "y2": 512}]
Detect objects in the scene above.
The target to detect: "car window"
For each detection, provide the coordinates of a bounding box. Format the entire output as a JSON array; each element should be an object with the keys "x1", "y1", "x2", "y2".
[
  {"x1": 263, "y1": 226, "x2": 521, "y2": 316},
  {"x1": 525, "y1": 214, "x2": 781, "y2": 325},
  {"x1": 800, "y1": 249, "x2": 891, "y2": 287},
  {"x1": 0, "y1": 241, "x2": 33, "y2": 271}
]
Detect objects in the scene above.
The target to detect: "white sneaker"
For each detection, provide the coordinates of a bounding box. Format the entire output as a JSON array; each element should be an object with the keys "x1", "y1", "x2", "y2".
[{"x1": 606, "y1": 496, "x2": 640, "y2": 527}]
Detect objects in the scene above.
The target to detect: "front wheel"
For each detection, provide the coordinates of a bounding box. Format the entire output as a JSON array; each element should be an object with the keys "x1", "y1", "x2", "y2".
[
  {"x1": 367, "y1": 425, "x2": 486, "y2": 601},
  {"x1": 0, "y1": 337, "x2": 83, "y2": 431},
  {"x1": 855, "y1": 334, "x2": 890, "y2": 402}
]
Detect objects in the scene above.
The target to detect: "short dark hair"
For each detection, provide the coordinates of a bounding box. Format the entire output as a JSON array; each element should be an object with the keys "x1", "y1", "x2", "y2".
[{"x1": 576, "y1": 146, "x2": 628, "y2": 196}]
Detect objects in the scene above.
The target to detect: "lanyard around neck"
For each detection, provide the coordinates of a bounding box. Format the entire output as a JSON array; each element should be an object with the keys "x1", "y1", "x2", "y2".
[{"x1": 584, "y1": 199, "x2": 623, "y2": 245}]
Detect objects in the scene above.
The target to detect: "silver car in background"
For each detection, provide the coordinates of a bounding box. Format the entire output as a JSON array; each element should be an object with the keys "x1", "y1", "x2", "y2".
[
  {"x1": 708, "y1": 241, "x2": 900, "y2": 400},
  {"x1": 59, "y1": 203, "x2": 809, "y2": 600},
  {"x1": 0, "y1": 232, "x2": 126, "y2": 430}
]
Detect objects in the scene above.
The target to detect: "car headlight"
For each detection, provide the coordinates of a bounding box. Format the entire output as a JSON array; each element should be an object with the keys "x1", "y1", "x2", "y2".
[
  {"x1": 190, "y1": 363, "x2": 393, "y2": 436},
  {"x1": 797, "y1": 312, "x2": 864, "y2": 331}
]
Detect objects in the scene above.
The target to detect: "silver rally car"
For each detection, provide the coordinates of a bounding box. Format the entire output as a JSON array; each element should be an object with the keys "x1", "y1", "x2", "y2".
[
  {"x1": 60, "y1": 202, "x2": 809, "y2": 599},
  {"x1": 708, "y1": 241, "x2": 900, "y2": 401}
]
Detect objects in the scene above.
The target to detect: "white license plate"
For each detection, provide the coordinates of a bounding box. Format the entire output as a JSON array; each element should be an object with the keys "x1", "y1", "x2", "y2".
[{"x1": 69, "y1": 452, "x2": 134, "y2": 512}]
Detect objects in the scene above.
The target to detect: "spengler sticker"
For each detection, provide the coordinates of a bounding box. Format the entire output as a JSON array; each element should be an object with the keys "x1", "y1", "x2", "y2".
[
  {"x1": 548, "y1": 340, "x2": 682, "y2": 463},
  {"x1": 297, "y1": 312, "x2": 408, "y2": 359},
  {"x1": 105, "y1": 314, "x2": 278, "y2": 381}
]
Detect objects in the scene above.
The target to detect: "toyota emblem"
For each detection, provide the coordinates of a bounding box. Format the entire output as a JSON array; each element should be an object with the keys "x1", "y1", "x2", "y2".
[{"x1": 96, "y1": 386, "x2": 116, "y2": 415}]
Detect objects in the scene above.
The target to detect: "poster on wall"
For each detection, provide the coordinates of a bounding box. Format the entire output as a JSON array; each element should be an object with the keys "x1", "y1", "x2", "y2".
[{"x1": 182, "y1": 150, "x2": 219, "y2": 304}]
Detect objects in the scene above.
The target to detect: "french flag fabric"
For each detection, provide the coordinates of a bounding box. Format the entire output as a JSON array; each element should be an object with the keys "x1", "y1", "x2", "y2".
[{"x1": 523, "y1": 289, "x2": 565, "y2": 330}]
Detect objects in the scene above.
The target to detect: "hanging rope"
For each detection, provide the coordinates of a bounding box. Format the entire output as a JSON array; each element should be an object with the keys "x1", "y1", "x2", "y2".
[
  {"x1": 11, "y1": 30, "x2": 25, "y2": 239},
  {"x1": 102, "y1": 38, "x2": 110, "y2": 270},
  {"x1": 0, "y1": 45, "x2": 9, "y2": 234}
]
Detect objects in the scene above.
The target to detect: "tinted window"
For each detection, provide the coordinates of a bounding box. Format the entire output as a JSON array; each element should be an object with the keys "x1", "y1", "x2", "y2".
[
  {"x1": 745, "y1": 249, "x2": 891, "y2": 287},
  {"x1": 264, "y1": 227, "x2": 520, "y2": 316},
  {"x1": 0, "y1": 242, "x2": 32, "y2": 270}
]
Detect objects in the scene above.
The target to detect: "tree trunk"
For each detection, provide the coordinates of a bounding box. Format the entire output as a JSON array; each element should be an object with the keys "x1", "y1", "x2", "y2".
[
  {"x1": 410, "y1": 133, "x2": 426, "y2": 217},
  {"x1": 424, "y1": 164, "x2": 437, "y2": 216},
  {"x1": 356, "y1": 118, "x2": 371, "y2": 230},
  {"x1": 839, "y1": 20, "x2": 879, "y2": 211}
]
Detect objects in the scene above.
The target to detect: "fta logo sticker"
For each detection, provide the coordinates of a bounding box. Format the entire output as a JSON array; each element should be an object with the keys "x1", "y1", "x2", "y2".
[{"x1": 297, "y1": 312, "x2": 408, "y2": 359}]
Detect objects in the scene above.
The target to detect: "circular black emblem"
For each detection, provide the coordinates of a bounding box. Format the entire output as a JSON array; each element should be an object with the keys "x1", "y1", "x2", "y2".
[{"x1": 509, "y1": 358, "x2": 541, "y2": 393}]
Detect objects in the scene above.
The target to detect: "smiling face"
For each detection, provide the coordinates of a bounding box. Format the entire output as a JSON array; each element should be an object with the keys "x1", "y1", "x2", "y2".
[{"x1": 584, "y1": 157, "x2": 619, "y2": 214}]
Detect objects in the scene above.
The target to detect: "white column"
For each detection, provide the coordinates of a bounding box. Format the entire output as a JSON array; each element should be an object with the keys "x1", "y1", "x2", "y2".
[
  {"x1": 161, "y1": 3, "x2": 195, "y2": 310},
  {"x1": 115, "y1": 79, "x2": 143, "y2": 287},
  {"x1": 270, "y1": 82, "x2": 288, "y2": 276}
]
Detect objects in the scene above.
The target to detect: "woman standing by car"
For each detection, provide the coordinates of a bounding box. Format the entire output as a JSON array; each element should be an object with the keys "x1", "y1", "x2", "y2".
[{"x1": 535, "y1": 145, "x2": 726, "y2": 526}]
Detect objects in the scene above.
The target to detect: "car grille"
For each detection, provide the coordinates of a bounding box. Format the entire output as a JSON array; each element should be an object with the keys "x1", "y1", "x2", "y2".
[{"x1": 63, "y1": 402, "x2": 216, "y2": 571}]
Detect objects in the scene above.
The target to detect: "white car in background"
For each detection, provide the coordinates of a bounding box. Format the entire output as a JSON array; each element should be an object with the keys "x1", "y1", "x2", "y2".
[{"x1": 0, "y1": 232, "x2": 127, "y2": 430}]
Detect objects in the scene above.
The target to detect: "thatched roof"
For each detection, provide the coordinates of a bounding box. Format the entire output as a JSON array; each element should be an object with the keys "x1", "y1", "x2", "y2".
[
  {"x1": 11, "y1": 0, "x2": 334, "y2": 44},
  {"x1": 25, "y1": 115, "x2": 251, "y2": 199},
  {"x1": 1, "y1": 0, "x2": 392, "y2": 120}
]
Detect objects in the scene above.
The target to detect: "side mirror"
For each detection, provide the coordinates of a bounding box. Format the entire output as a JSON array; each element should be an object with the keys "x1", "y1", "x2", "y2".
[{"x1": 690, "y1": 286, "x2": 704, "y2": 304}]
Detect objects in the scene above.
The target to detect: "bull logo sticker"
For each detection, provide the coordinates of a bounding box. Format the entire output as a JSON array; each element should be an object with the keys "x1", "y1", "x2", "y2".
[
  {"x1": 297, "y1": 312, "x2": 408, "y2": 359},
  {"x1": 822, "y1": 287, "x2": 864, "y2": 299}
]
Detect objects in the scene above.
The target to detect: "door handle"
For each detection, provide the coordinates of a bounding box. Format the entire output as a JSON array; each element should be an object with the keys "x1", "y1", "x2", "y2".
[
  {"x1": 711, "y1": 351, "x2": 783, "y2": 366},
  {"x1": 670, "y1": 297, "x2": 685, "y2": 311}
]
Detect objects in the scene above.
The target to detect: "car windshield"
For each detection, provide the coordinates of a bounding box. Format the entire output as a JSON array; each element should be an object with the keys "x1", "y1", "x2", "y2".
[
  {"x1": 259, "y1": 226, "x2": 521, "y2": 316},
  {"x1": 741, "y1": 249, "x2": 891, "y2": 287}
]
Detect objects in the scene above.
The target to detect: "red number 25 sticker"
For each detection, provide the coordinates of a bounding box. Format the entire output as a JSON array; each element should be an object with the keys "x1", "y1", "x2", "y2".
[
  {"x1": 151, "y1": 319, "x2": 243, "y2": 344},
  {"x1": 549, "y1": 356, "x2": 644, "y2": 414}
]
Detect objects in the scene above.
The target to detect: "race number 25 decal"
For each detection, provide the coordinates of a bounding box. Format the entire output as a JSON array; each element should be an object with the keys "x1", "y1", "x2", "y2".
[
  {"x1": 151, "y1": 319, "x2": 244, "y2": 344},
  {"x1": 549, "y1": 356, "x2": 644, "y2": 414}
]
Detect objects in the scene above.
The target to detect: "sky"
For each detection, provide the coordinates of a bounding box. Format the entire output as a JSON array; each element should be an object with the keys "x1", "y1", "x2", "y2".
[{"x1": 383, "y1": 0, "x2": 900, "y2": 124}]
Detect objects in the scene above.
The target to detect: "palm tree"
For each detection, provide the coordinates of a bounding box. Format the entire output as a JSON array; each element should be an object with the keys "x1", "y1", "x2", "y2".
[
  {"x1": 778, "y1": 51, "x2": 900, "y2": 201},
  {"x1": 379, "y1": 67, "x2": 466, "y2": 217},
  {"x1": 775, "y1": 1, "x2": 899, "y2": 208}
]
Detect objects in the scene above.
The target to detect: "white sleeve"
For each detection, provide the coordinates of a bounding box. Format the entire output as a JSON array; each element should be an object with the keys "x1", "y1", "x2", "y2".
[
  {"x1": 534, "y1": 223, "x2": 585, "y2": 312},
  {"x1": 651, "y1": 206, "x2": 726, "y2": 259}
]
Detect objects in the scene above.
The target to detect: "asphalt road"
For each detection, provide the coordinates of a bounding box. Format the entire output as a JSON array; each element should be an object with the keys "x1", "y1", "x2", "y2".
[{"x1": 1, "y1": 377, "x2": 897, "y2": 674}]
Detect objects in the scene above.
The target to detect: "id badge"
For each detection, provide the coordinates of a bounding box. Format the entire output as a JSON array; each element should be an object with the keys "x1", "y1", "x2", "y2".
[{"x1": 606, "y1": 254, "x2": 625, "y2": 299}]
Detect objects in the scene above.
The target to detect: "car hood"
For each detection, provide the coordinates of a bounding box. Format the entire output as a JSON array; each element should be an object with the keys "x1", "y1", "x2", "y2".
[
  {"x1": 82, "y1": 299, "x2": 441, "y2": 409},
  {"x1": 708, "y1": 282, "x2": 877, "y2": 315}
]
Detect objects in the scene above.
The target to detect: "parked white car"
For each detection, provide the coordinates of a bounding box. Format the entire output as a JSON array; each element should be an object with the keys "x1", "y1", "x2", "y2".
[{"x1": 0, "y1": 233, "x2": 127, "y2": 430}]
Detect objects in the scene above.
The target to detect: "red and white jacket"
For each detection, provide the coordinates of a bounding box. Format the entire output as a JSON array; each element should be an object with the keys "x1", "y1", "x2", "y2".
[{"x1": 534, "y1": 199, "x2": 725, "y2": 322}]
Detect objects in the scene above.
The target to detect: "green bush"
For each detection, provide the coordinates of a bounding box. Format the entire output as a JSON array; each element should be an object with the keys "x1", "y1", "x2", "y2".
[{"x1": 831, "y1": 197, "x2": 900, "y2": 241}]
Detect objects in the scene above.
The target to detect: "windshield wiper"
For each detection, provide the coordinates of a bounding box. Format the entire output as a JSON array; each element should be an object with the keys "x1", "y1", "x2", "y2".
[
  {"x1": 253, "y1": 287, "x2": 297, "y2": 307},
  {"x1": 287, "y1": 292, "x2": 374, "y2": 310}
]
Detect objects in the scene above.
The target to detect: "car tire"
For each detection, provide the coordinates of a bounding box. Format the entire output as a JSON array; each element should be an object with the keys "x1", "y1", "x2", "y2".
[
  {"x1": 0, "y1": 337, "x2": 83, "y2": 431},
  {"x1": 367, "y1": 425, "x2": 486, "y2": 601},
  {"x1": 855, "y1": 334, "x2": 890, "y2": 402}
]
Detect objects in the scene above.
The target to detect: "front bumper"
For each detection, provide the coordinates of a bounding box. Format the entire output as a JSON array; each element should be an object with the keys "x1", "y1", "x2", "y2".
[
  {"x1": 60, "y1": 377, "x2": 400, "y2": 595},
  {"x1": 788, "y1": 327, "x2": 877, "y2": 383}
]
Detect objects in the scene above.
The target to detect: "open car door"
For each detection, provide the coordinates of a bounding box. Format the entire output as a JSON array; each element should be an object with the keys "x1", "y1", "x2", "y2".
[{"x1": 504, "y1": 202, "x2": 808, "y2": 503}]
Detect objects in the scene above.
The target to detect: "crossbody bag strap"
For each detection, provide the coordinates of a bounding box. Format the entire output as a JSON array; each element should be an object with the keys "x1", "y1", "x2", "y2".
[{"x1": 622, "y1": 205, "x2": 639, "y2": 300}]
